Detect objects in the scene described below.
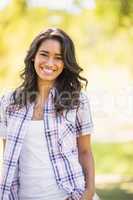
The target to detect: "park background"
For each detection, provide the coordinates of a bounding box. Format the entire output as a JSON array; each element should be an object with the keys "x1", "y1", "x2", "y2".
[{"x1": 0, "y1": 0, "x2": 133, "y2": 199}]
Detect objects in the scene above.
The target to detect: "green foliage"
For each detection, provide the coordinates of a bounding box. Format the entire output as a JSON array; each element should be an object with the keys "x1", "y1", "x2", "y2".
[
  {"x1": 10, "y1": 0, "x2": 27, "y2": 16},
  {"x1": 0, "y1": 0, "x2": 133, "y2": 88},
  {"x1": 95, "y1": 0, "x2": 133, "y2": 27}
]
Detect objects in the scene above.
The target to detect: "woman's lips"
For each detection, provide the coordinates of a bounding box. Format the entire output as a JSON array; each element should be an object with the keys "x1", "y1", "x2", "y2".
[{"x1": 40, "y1": 67, "x2": 55, "y2": 75}]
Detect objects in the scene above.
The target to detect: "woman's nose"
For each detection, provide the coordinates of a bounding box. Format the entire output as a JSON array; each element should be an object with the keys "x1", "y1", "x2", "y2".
[{"x1": 46, "y1": 58, "x2": 54, "y2": 67}]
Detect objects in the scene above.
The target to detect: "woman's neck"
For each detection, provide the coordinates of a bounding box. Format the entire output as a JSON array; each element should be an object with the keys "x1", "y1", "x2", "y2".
[{"x1": 36, "y1": 80, "x2": 54, "y2": 105}]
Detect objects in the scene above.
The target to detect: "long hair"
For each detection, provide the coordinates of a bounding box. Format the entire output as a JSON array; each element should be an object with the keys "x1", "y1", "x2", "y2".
[{"x1": 12, "y1": 28, "x2": 88, "y2": 112}]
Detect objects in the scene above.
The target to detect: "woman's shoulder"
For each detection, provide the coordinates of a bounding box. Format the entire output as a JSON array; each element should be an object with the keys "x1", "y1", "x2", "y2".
[{"x1": 79, "y1": 90, "x2": 90, "y2": 104}]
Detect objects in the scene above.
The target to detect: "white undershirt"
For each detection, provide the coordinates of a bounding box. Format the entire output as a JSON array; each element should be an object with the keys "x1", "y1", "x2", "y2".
[{"x1": 18, "y1": 120, "x2": 68, "y2": 200}]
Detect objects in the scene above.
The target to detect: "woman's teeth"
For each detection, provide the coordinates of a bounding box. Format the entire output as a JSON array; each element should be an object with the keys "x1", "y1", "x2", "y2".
[{"x1": 42, "y1": 68, "x2": 54, "y2": 75}]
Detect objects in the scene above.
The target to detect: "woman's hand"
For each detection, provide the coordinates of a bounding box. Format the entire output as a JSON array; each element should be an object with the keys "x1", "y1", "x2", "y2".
[
  {"x1": 64, "y1": 189, "x2": 94, "y2": 200},
  {"x1": 79, "y1": 189, "x2": 94, "y2": 200}
]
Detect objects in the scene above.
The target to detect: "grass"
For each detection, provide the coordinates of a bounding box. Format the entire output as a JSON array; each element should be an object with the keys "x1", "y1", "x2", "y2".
[
  {"x1": 92, "y1": 142, "x2": 133, "y2": 200},
  {"x1": 97, "y1": 183, "x2": 133, "y2": 200},
  {"x1": 92, "y1": 142, "x2": 133, "y2": 176},
  {"x1": 96, "y1": 180, "x2": 133, "y2": 200}
]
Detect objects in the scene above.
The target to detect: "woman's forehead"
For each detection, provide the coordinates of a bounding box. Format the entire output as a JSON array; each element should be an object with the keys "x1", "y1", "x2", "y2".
[{"x1": 38, "y1": 39, "x2": 62, "y2": 54}]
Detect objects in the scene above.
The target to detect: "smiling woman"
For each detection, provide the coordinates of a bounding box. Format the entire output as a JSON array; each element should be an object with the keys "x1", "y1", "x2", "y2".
[
  {"x1": 0, "y1": 28, "x2": 99, "y2": 200},
  {"x1": 34, "y1": 39, "x2": 64, "y2": 85}
]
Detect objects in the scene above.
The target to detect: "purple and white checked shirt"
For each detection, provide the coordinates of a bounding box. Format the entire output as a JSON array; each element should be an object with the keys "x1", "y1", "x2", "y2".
[{"x1": 0, "y1": 88, "x2": 94, "y2": 200}]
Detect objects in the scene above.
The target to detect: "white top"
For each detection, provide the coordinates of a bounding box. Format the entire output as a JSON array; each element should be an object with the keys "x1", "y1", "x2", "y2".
[{"x1": 18, "y1": 120, "x2": 68, "y2": 200}]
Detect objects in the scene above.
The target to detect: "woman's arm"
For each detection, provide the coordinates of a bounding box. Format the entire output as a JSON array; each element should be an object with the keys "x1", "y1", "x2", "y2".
[{"x1": 77, "y1": 134, "x2": 95, "y2": 200}]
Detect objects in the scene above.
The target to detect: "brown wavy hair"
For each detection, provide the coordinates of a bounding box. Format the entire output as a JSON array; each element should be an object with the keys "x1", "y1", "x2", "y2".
[{"x1": 12, "y1": 28, "x2": 88, "y2": 112}]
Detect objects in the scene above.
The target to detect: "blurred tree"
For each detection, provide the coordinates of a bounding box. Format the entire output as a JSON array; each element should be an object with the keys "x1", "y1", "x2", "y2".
[
  {"x1": 118, "y1": 0, "x2": 133, "y2": 26},
  {"x1": 120, "y1": 0, "x2": 130, "y2": 15},
  {"x1": 11, "y1": 0, "x2": 27, "y2": 15},
  {"x1": 73, "y1": 0, "x2": 84, "y2": 7},
  {"x1": 95, "y1": 0, "x2": 133, "y2": 27},
  {"x1": 0, "y1": 0, "x2": 133, "y2": 86}
]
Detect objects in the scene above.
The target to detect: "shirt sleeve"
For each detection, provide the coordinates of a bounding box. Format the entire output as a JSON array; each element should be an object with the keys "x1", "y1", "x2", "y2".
[
  {"x1": 0, "y1": 95, "x2": 7, "y2": 139},
  {"x1": 75, "y1": 91, "x2": 94, "y2": 137}
]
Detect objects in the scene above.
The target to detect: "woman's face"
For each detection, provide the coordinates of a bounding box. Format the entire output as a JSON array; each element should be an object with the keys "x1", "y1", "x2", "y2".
[{"x1": 34, "y1": 39, "x2": 64, "y2": 86}]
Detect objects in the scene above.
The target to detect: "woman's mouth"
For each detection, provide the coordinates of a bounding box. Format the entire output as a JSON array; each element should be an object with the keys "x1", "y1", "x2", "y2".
[{"x1": 40, "y1": 67, "x2": 56, "y2": 75}]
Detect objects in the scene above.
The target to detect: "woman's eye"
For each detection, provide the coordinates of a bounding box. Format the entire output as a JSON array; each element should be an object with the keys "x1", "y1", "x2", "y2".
[
  {"x1": 40, "y1": 53, "x2": 48, "y2": 57},
  {"x1": 56, "y1": 57, "x2": 62, "y2": 60}
]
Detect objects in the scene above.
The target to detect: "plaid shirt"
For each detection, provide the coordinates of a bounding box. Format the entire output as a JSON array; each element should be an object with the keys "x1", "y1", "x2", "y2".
[{"x1": 0, "y1": 88, "x2": 93, "y2": 200}]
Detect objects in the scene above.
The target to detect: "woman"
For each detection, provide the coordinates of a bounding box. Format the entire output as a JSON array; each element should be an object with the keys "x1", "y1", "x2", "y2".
[{"x1": 0, "y1": 28, "x2": 97, "y2": 200}]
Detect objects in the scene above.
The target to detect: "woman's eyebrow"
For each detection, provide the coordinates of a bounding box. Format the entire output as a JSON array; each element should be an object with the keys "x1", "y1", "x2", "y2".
[
  {"x1": 39, "y1": 50, "x2": 48, "y2": 54},
  {"x1": 39, "y1": 50, "x2": 62, "y2": 56}
]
